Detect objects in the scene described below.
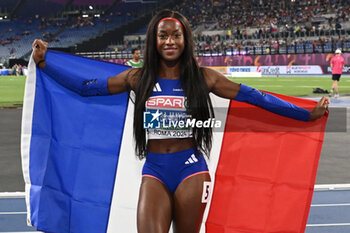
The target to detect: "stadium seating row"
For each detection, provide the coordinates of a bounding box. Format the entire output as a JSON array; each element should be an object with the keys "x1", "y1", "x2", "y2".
[{"x1": 0, "y1": 0, "x2": 159, "y2": 65}]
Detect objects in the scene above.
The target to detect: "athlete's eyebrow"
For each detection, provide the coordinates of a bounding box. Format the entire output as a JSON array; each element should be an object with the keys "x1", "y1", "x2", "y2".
[{"x1": 158, "y1": 29, "x2": 180, "y2": 33}]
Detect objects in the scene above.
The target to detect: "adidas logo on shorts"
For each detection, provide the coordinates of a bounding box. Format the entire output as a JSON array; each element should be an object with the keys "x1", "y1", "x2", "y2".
[{"x1": 185, "y1": 154, "x2": 198, "y2": 164}]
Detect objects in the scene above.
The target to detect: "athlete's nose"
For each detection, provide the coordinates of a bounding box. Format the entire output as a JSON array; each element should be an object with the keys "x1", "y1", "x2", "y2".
[{"x1": 165, "y1": 36, "x2": 175, "y2": 45}]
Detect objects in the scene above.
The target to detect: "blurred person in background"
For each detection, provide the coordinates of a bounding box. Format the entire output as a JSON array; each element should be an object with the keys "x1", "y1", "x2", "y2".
[
  {"x1": 329, "y1": 48, "x2": 345, "y2": 98},
  {"x1": 11, "y1": 64, "x2": 22, "y2": 76},
  {"x1": 125, "y1": 48, "x2": 143, "y2": 68}
]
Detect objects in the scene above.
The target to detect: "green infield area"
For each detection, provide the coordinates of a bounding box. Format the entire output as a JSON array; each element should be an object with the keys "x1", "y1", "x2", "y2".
[
  {"x1": 0, "y1": 75, "x2": 26, "y2": 107},
  {"x1": 229, "y1": 76, "x2": 350, "y2": 97},
  {"x1": 1, "y1": 75, "x2": 350, "y2": 107}
]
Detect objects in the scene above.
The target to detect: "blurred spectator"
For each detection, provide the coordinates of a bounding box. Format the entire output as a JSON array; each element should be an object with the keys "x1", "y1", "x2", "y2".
[
  {"x1": 11, "y1": 64, "x2": 22, "y2": 76},
  {"x1": 125, "y1": 48, "x2": 143, "y2": 68}
]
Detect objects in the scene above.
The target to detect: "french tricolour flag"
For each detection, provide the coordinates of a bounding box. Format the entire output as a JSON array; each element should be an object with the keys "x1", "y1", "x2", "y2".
[{"x1": 21, "y1": 51, "x2": 328, "y2": 233}]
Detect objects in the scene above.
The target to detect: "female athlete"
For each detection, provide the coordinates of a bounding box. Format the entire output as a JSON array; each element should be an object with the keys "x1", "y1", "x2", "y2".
[{"x1": 32, "y1": 9, "x2": 329, "y2": 233}]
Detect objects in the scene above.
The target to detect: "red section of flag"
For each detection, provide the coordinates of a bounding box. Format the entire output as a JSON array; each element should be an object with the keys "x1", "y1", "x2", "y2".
[{"x1": 206, "y1": 93, "x2": 328, "y2": 233}]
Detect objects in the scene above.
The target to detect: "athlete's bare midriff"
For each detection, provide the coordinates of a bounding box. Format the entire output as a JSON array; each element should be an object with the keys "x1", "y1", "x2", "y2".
[{"x1": 148, "y1": 138, "x2": 194, "y2": 153}]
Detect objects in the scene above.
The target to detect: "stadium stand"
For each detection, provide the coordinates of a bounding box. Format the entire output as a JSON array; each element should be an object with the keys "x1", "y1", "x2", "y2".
[
  {"x1": 0, "y1": 0, "x2": 170, "y2": 65},
  {"x1": 1, "y1": 0, "x2": 350, "y2": 66},
  {"x1": 108, "y1": 0, "x2": 350, "y2": 56}
]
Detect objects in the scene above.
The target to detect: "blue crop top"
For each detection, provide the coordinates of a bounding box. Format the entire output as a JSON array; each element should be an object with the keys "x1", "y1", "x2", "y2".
[{"x1": 145, "y1": 78, "x2": 192, "y2": 139}]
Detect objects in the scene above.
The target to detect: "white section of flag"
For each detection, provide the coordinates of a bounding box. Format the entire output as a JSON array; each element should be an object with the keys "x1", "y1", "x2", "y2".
[
  {"x1": 21, "y1": 54, "x2": 36, "y2": 227},
  {"x1": 106, "y1": 98, "x2": 144, "y2": 233}
]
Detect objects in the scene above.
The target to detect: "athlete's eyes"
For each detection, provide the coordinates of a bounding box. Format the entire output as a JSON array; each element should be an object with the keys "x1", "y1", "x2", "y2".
[
  {"x1": 158, "y1": 33, "x2": 182, "y2": 40},
  {"x1": 158, "y1": 34, "x2": 168, "y2": 40}
]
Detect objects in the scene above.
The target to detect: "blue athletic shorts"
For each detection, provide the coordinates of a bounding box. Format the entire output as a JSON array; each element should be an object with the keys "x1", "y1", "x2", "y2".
[{"x1": 142, "y1": 148, "x2": 209, "y2": 194}]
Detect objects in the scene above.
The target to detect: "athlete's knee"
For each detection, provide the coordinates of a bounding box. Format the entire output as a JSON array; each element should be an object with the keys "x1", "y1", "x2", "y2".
[
  {"x1": 137, "y1": 204, "x2": 172, "y2": 233},
  {"x1": 137, "y1": 216, "x2": 168, "y2": 233}
]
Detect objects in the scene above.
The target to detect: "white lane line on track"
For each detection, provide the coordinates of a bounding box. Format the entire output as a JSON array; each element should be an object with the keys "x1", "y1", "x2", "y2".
[
  {"x1": 307, "y1": 223, "x2": 350, "y2": 227},
  {"x1": 311, "y1": 203, "x2": 350, "y2": 207},
  {"x1": 0, "y1": 211, "x2": 26, "y2": 215},
  {"x1": 0, "y1": 192, "x2": 25, "y2": 198},
  {"x1": 314, "y1": 184, "x2": 350, "y2": 190}
]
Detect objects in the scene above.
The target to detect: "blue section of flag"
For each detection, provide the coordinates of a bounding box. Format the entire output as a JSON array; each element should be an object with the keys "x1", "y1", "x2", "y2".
[{"x1": 28, "y1": 51, "x2": 129, "y2": 232}]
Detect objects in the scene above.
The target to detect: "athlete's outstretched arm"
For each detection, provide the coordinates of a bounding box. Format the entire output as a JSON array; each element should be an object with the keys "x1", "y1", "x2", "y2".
[
  {"x1": 32, "y1": 39, "x2": 137, "y2": 96},
  {"x1": 202, "y1": 67, "x2": 329, "y2": 121},
  {"x1": 107, "y1": 68, "x2": 138, "y2": 94}
]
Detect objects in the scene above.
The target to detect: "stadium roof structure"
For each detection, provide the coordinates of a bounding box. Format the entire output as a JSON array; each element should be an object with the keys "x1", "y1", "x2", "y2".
[
  {"x1": 48, "y1": 0, "x2": 115, "y2": 5},
  {"x1": 0, "y1": 0, "x2": 162, "y2": 19}
]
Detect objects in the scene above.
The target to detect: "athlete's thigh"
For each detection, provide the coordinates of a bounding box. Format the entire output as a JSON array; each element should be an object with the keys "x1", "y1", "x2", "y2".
[
  {"x1": 137, "y1": 177, "x2": 173, "y2": 233},
  {"x1": 172, "y1": 173, "x2": 211, "y2": 233}
]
